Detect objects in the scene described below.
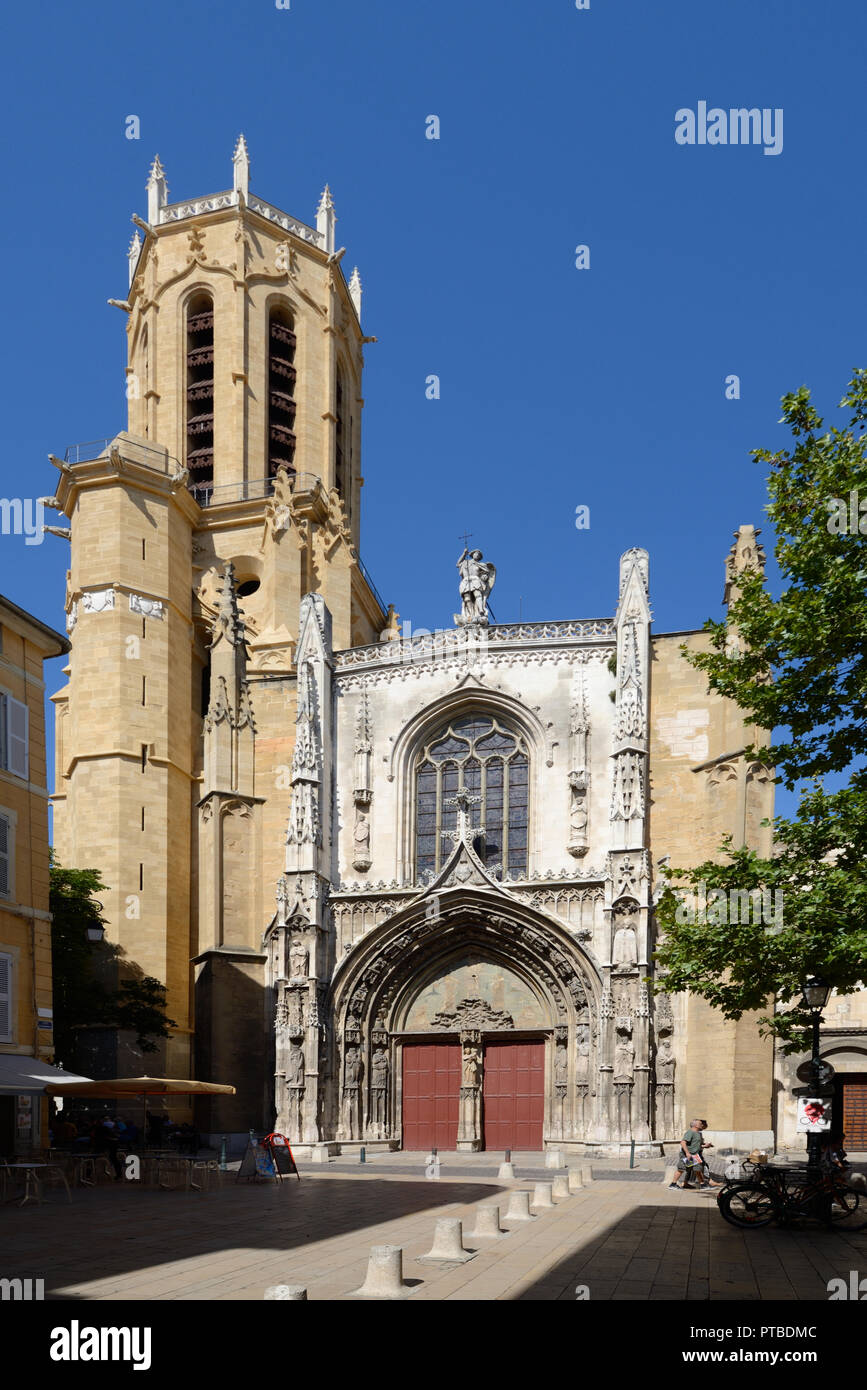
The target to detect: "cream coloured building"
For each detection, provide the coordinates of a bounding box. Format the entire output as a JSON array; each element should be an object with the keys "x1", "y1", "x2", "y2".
[
  {"x1": 48, "y1": 142, "x2": 860, "y2": 1156},
  {"x1": 0, "y1": 595, "x2": 68, "y2": 1154}
]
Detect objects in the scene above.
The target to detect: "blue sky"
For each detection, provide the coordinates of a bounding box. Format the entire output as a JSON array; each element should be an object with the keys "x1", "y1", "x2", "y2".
[{"x1": 1, "y1": 0, "x2": 863, "y2": 820}]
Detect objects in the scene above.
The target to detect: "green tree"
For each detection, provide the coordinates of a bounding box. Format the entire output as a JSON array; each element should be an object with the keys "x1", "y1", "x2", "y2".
[
  {"x1": 654, "y1": 369, "x2": 867, "y2": 1051},
  {"x1": 50, "y1": 859, "x2": 175, "y2": 1066}
]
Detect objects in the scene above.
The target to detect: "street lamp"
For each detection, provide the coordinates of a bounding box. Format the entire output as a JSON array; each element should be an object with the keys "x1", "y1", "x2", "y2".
[
  {"x1": 86, "y1": 923, "x2": 105, "y2": 943},
  {"x1": 798, "y1": 976, "x2": 833, "y2": 1178}
]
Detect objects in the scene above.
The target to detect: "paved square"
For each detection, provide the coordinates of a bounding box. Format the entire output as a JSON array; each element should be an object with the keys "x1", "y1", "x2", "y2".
[{"x1": 3, "y1": 1156, "x2": 866, "y2": 1301}]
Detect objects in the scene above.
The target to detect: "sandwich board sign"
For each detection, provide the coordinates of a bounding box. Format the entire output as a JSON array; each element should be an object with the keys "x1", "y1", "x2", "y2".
[{"x1": 263, "y1": 1132, "x2": 301, "y2": 1181}]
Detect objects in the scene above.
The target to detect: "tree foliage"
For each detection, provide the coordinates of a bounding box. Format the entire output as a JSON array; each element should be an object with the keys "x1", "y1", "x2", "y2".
[
  {"x1": 50, "y1": 860, "x2": 175, "y2": 1064},
  {"x1": 654, "y1": 370, "x2": 867, "y2": 1051}
]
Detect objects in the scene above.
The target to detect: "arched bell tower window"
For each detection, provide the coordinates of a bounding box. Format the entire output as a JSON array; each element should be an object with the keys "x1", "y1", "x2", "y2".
[
  {"x1": 415, "y1": 715, "x2": 529, "y2": 882},
  {"x1": 186, "y1": 293, "x2": 214, "y2": 495},
  {"x1": 268, "y1": 306, "x2": 297, "y2": 478}
]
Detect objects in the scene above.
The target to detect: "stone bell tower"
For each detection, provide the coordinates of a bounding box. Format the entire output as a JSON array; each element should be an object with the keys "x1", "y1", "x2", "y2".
[{"x1": 50, "y1": 141, "x2": 386, "y2": 1126}]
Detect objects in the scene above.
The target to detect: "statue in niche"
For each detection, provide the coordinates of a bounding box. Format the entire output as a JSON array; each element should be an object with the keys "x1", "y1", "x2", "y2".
[
  {"x1": 345, "y1": 1047, "x2": 362, "y2": 1087},
  {"x1": 614, "y1": 1030, "x2": 635, "y2": 1082},
  {"x1": 370, "y1": 1049, "x2": 390, "y2": 1128},
  {"x1": 612, "y1": 913, "x2": 638, "y2": 969},
  {"x1": 455, "y1": 547, "x2": 496, "y2": 626},
  {"x1": 576, "y1": 1023, "x2": 591, "y2": 1078},
  {"x1": 353, "y1": 811, "x2": 371, "y2": 870},
  {"x1": 554, "y1": 1044, "x2": 569, "y2": 1087},
  {"x1": 656, "y1": 1039, "x2": 676, "y2": 1084},
  {"x1": 288, "y1": 940, "x2": 309, "y2": 980},
  {"x1": 287, "y1": 1043, "x2": 305, "y2": 1088},
  {"x1": 461, "y1": 1044, "x2": 482, "y2": 1089}
]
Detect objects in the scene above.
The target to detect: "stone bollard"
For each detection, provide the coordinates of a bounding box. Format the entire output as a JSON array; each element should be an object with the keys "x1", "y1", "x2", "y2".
[
  {"x1": 532, "y1": 1181, "x2": 555, "y2": 1210},
  {"x1": 579, "y1": 1162, "x2": 594, "y2": 1184},
  {"x1": 545, "y1": 1148, "x2": 564, "y2": 1170},
  {"x1": 497, "y1": 1160, "x2": 516, "y2": 1180},
  {"x1": 418, "y1": 1218, "x2": 476, "y2": 1264},
  {"x1": 567, "y1": 1168, "x2": 584, "y2": 1193},
  {"x1": 503, "y1": 1189, "x2": 536, "y2": 1221},
  {"x1": 265, "y1": 1285, "x2": 307, "y2": 1300},
  {"x1": 552, "y1": 1173, "x2": 571, "y2": 1201},
  {"x1": 467, "y1": 1203, "x2": 509, "y2": 1240},
  {"x1": 662, "y1": 1165, "x2": 679, "y2": 1187},
  {"x1": 351, "y1": 1245, "x2": 413, "y2": 1299}
]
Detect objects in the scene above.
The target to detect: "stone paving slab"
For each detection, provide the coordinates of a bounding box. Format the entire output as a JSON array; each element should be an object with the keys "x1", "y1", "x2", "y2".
[{"x1": 2, "y1": 1168, "x2": 866, "y2": 1302}]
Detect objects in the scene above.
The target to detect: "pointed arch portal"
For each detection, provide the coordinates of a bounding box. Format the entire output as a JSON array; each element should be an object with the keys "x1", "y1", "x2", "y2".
[{"x1": 328, "y1": 885, "x2": 599, "y2": 1151}]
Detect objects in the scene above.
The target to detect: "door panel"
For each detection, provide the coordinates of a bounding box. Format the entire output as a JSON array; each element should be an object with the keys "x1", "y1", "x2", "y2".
[
  {"x1": 483, "y1": 1040, "x2": 544, "y2": 1151},
  {"x1": 842, "y1": 1079, "x2": 867, "y2": 1149},
  {"x1": 402, "y1": 1042, "x2": 460, "y2": 1151}
]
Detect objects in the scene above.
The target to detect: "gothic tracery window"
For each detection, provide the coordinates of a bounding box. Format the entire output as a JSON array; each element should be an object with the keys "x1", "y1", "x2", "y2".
[{"x1": 415, "y1": 715, "x2": 529, "y2": 882}]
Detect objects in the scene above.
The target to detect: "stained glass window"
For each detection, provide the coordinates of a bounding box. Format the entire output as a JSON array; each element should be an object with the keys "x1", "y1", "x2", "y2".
[{"x1": 414, "y1": 715, "x2": 529, "y2": 881}]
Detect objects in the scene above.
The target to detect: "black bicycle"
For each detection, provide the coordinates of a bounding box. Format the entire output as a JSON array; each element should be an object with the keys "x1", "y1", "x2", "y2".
[{"x1": 718, "y1": 1161, "x2": 867, "y2": 1231}]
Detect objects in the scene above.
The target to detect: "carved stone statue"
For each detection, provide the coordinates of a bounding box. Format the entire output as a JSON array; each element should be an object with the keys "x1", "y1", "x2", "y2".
[
  {"x1": 288, "y1": 940, "x2": 309, "y2": 980},
  {"x1": 352, "y1": 811, "x2": 371, "y2": 870},
  {"x1": 344, "y1": 1046, "x2": 362, "y2": 1087},
  {"x1": 455, "y1": 547, "x2": 496, "y2": 626},
  {"x1": 462, "y1": 1045, "x2": 482, "y2": 1088},
  {"x1": 287, "y1": 1044, "x2": 305, "y2": 1088},
  {"x1": 614, "y1": 1031, "x2": 635, "y2": 1082},
  {"x1": 612, "y1": 921, "x2": 638, "y2": 969},
  {"x1": 342, "y1": 1045, "x2": 363, "y2": 1140},
  {"x1": 370, "y1": 1048, "x2": 389, "y2": 1129},
  {"x1": 576, "y1": 1022, "x2": 591, "y2": 1077},
  {"x1": 656, "y1": 1039, "x2": 675, "y2": 1084},
  {"x1": 554, "y1": 1044, "x2": 569, "y2": 1087}
]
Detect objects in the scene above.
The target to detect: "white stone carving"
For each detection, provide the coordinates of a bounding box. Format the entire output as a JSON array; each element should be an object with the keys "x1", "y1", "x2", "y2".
[
  {"x1": 82, "y1": 588, "x2": 116, "y2": 613},
  {"x1": 129, "y1": 593, "x2": 164, "y2": 620}
]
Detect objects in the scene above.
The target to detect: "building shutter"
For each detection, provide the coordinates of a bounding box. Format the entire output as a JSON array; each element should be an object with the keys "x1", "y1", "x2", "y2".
[
  {"x1": 6, "y1": 697, "x2": 28, "y2": 778},
  {"x1": 0, "y1": 953, "x2": 11, "y2": 1041},
  {"x1": 0, "y1": 813, "x2": 9, "y2": 897}
]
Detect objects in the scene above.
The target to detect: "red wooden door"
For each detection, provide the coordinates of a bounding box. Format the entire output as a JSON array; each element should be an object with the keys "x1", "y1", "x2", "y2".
[
  {"x1": 402, "y1": 1043, "x2": 460, "y2": 1150},
  {"x1": 842, "y1": 1078, "x2": 867, "y2": 1149},
  {"x1": 483, "y1": 1040, "x2": 545, "y2": 1151}
]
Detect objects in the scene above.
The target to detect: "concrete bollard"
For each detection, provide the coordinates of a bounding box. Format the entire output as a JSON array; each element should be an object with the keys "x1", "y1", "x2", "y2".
[
  {"x1": 351, "y1": 1245, "x2": 413, "y2": 1299},
  {"x1": 567, "y1": 1168, "x2": 584, "y2": 1193},
  {"x1": 467, "y1": 1203, "x2": 509, "y2": 1240},
  {"x1": 265, "y1": 1285, "x2": 307, "y2": 1300},
  {"x1": 497, "y1": 1160, "x2": 516, "y2": 1180},
  {"x1": 545, "y1": 1148, "x2": 564, "y2": 1170},
  {"x1": 417, "y1": 1217, "x2": 476, "y2": 1264},
  {"x1": 579, "y1": 1162, "x2": 594, "y2": 1184},
  {"x1": 552, "y1": 1173, "x2": 571, "y2": 1201},
  {"x1": 503, "y1": 1189, "x2": 536, "y2": 1221},
  {"x1": 532, "y1": 1181, "x2": 555, "y2": 1210}
]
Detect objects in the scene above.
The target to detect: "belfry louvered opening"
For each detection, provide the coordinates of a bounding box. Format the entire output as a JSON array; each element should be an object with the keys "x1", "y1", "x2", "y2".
[
  {"x1": 268, "y1": 306, "x2": 297, "y2": 478},
  {"x1": 186, "y1": 293, "x2": 214, "y2": 491}
]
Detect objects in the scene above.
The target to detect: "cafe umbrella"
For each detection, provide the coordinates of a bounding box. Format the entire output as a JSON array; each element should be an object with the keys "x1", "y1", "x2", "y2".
[{"x1": 44, "y1": 1076, "x2": 236, "y2": 1143}]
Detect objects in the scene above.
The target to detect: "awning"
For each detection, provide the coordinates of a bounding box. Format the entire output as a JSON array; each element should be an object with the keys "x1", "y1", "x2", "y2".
[{"x1": 0, "y1": 1055, "x2": 92, "y2": 1095}]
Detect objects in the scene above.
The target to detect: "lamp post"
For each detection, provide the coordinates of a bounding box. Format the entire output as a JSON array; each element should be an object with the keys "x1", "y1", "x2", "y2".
[{"x1": 798, "y1": 976, "x2": 833, "y2": 1178}]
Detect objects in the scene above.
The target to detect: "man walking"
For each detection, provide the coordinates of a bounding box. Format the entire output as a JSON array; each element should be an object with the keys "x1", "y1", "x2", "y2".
[{"x1": 670, "y1": 1118, "x2": 706, "y2": 1190}]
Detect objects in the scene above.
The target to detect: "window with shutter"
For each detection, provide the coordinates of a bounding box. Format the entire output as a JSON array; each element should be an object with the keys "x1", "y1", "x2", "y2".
[
  {"x1": 0, "y1": 813, "x2": 8, "y2": 897},
  {"x1": 0, "y1": 953, "x2": 11, "y2": 1042},
  {"x1": 6, "y1": 696, "x2": 28, "y2": 779}
]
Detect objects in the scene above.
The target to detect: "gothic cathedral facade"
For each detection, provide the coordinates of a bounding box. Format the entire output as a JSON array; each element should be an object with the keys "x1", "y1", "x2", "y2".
[{"x1": 49, "y1": 145, "x2": 779, "y2": 1155}]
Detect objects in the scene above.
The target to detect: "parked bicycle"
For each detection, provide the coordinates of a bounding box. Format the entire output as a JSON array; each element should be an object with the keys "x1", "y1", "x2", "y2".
[{"x1": 718, "y1": 1160, "x2": 867, "y2": 1231}]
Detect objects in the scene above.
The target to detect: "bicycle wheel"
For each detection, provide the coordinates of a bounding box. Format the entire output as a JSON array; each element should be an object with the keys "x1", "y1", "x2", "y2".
[
  {"x1": 827, "y1": 1186, "x2": 867, "y2": 1232},
  {"x1": 717, "y1": 1183, "x2": 777, "y2": 1228}
]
